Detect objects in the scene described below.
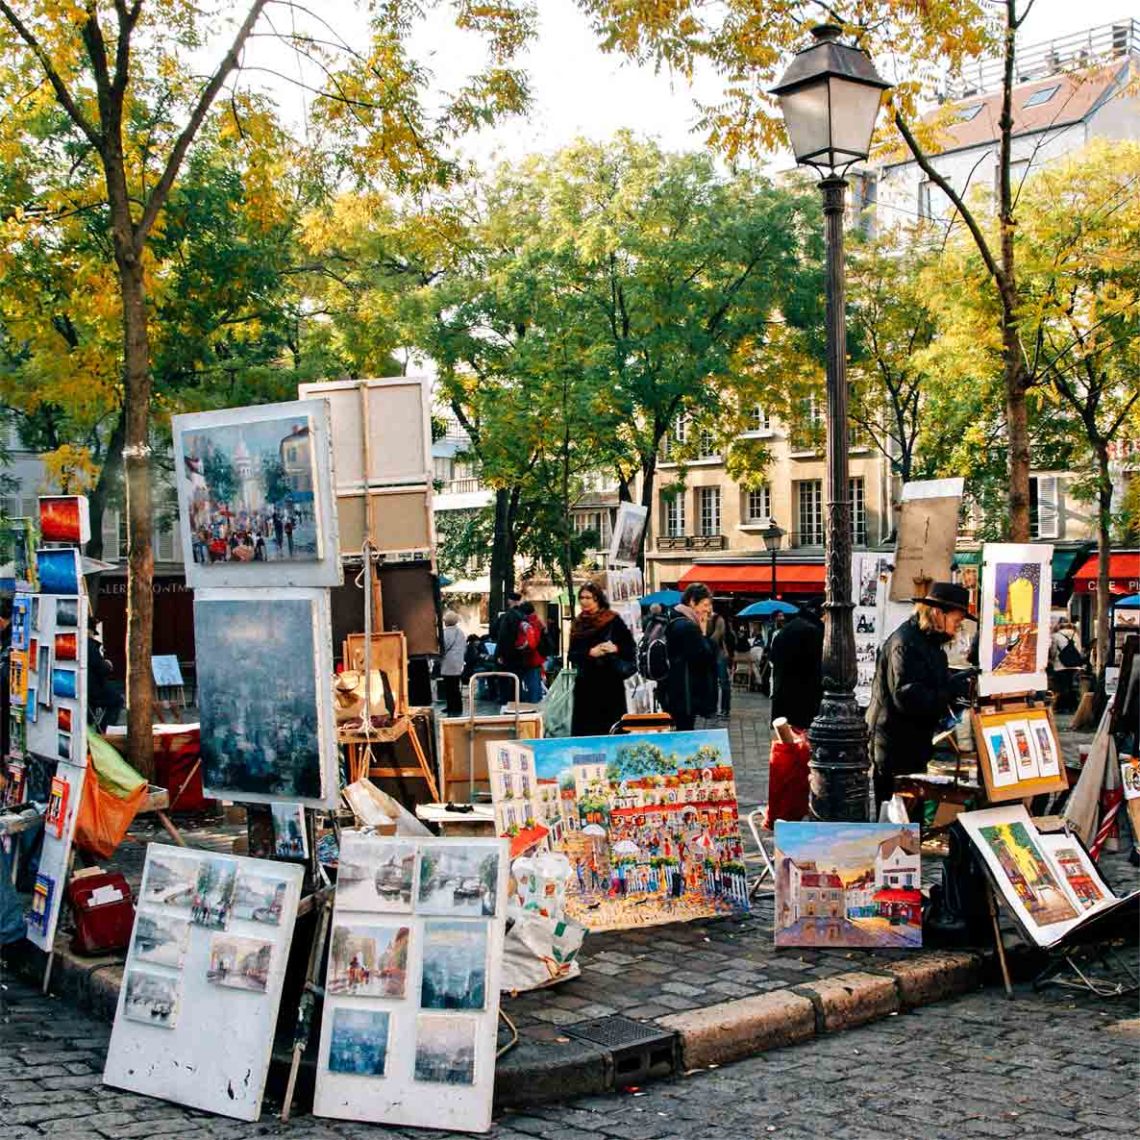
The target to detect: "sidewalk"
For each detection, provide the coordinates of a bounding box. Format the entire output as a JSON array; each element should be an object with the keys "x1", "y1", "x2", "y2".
[{"x1": 11, "y1": 692, "x2": 1135, "y2": 1110}]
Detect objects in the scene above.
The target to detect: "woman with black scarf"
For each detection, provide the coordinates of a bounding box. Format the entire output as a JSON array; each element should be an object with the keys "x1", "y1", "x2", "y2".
[{"x1": 569, "y1": 583, "x2": 635, "y2": 736}]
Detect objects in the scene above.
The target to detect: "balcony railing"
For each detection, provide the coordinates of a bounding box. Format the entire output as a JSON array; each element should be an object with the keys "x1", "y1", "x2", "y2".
[
  {"x1": 656, "y1": 534, "x2": 728, "y2": 552},
  {"x1": 438, "y1": 477, "x2": 484, "y2": 495},
  {"x1": 790, "y1": 527, "x2": 868, "y2": 548}
]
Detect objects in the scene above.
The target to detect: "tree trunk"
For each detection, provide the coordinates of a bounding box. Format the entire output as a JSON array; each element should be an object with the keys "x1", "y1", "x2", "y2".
[
  {"x1": 1094, "y1": 444, "x2": 1113, "y2": 694},
  {"x1": 1004, "y1": 344, "x2": 1031, "y2": 541},
  {"x1": 489, "y1": 487, "x2": 511, "y2": 618},
  {"x1": 559, "y1": 430, "x2": 576, "y2": 618},
  {"x1": 117, "y1": 252, "x2": 156, "y2": 779},
  {"x1": 85, "y1": 404, "x2": 127, "y2": 564}
]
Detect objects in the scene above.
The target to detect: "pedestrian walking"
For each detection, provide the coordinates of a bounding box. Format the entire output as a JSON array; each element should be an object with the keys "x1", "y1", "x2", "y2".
[
  {"x1": 659, "y1": 582, "x2": 717, "y2": 731},
  {"x1": 707, "y1": 609, "x2": 735, "y2": 718},
  {"x1": 569, "y1": 583, "x2": 635, "y2": 735},
  {"x1": 866, "y1": 582, "x2": 976, "y2": 809},
  {"x1": 1047, "y1": 618, "x2": 1082, "y2": 714},
  {"x1": 516, "y1": 602, "x2": 548, "y2": 703},
  {"x1": 439, "y1": 610, "x2": 466, "y2": 716},
  {"x1": 768, "y1": 604, "x2": 824, "y2": 731}
]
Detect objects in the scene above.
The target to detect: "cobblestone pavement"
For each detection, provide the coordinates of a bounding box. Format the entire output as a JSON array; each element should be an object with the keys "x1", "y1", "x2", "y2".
[{"x1": 2, "y1": 970, "x2": 1136, "y2": 1138}]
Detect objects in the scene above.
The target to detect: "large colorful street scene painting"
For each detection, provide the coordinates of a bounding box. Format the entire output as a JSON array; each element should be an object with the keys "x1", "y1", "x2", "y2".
[
  {"x1": 774, "y1": 822, "x2": 923, "y2": 948},
  {"x1": 178, "y1": 412, "x2": 319, "y2": 565},
  {"x1": 490, "y1": 730, "x2": 748, "y2": 932}
]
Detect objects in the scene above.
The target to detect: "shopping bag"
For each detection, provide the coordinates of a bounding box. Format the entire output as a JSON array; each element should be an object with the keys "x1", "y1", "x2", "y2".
[
  {"x1": 500, "y1": 912, "x2": 587, "y2": 992},
  {"x1": 540, "y1": 666, "x2": 576, "y2": 738},
  {"x1": 74, "y1": 729, "x2": 147, "y2": 858}
]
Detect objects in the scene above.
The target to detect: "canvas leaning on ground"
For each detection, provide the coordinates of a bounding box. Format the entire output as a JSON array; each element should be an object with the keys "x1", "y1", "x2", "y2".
[
  {"x1": 490, "y1": 729, "x2": 748, "y2": 933},
  {"x1": 774, "y1": 822, "x2": 923, "y2": 948}
]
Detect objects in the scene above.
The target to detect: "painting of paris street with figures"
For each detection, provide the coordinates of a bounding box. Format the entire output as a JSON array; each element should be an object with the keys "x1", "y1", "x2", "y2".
[
  {"x1": 979, "y1": 544, "x2": 1052, "y2": 696},
  {"x1": 195, "y1": 594, "x2": 330, "y2": 806},
  {"x1": 491, "y1": 730, "x2": 748, "y2": 932},
  {"x1": 774, "y1": 822, "x2": 923, "y2": 948},
  {"x1": 178, "y1": 412, "x2": 319, "y2": 566}
]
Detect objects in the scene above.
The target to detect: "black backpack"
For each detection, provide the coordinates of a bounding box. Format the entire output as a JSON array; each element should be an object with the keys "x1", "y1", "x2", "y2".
[
  {"x1": 638, "y1": 614, "x2": 672, "y2": 682},
  {"x1": 1057, "y1": 635, "x2": 1082, "y2": 669},
  {"x1": 536, "y1": 623, "x2": 555, "y2": 659}
]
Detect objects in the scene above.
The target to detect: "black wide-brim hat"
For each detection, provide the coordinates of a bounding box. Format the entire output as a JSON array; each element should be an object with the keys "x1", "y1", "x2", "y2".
[{"x1": 910, "y1": 581, "x2": 976, "y2": 619}]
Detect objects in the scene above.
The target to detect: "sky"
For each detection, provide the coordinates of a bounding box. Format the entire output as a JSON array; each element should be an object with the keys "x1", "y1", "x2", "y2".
[{"x1": 238, "y1": 0, "x2": 1135, "y2": 166}]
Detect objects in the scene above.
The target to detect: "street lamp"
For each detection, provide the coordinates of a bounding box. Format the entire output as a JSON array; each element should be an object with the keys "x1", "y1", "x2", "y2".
[
  {"x1": 772, "y1": 25, "x2": 892, "y2": 822},
  {"x1": 761, "y1": 523, "x2": 785, "y2": 599}
]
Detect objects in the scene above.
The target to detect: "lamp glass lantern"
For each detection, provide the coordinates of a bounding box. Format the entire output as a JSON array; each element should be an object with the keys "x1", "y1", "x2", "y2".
[
  {"x1": 770, "y1": 25, "x2": 891, "y2": 175},
  {"x1": 761, "y1": 524, "x2": 785, "y2": 554}
]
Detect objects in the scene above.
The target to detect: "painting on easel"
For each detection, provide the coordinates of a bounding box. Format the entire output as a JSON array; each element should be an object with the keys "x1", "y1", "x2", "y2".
[{"x1": 978, "y1": 543, "x2": 1052, "y2": 697}]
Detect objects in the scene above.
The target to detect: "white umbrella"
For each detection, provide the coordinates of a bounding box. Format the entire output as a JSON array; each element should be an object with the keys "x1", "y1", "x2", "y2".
[
  {"x1": 612, "y1": 840, "x2": 640, "y2": 856},
  {"x1": 692, "y1": 832, "x2": 715, "y2": 852},
  {"x1": 581, "y1": 823, "x2": 607, "y2": 837}
]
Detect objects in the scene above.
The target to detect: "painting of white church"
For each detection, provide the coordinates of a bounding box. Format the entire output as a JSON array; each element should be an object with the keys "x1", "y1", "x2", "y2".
[{"x1": 774, "y1": 822, "x2": 922, "y2": 948}]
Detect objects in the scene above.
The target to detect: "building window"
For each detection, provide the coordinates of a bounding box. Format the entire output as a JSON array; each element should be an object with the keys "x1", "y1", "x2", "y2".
[
  {"x1": 918, "y1": 180, "x2": 933, "y2": 220},
  {"x1": 797, "y1": 481, "x2": 823, "y2": 546},
  {"x1": 849, "y1": 477, "x2": 866, "y2": 545},
  {"x1": 746, "y1": 486, "x2": 772, "y2": 524},
  {"x1": 749, "y1": 405, "x2": 770, "y2": 432},
  {"x1": 958, "y1": 103, "x2": 983, "y2": 121},
  {"x1": 697, "y1": 427, "x2": 718, "y2": 459},
  {"x1": 1029, "y1": 475, "x2": 1059, "y2": 540},
  {"x1": 698, "y1": 487, "x2": 721, "y2": 537},
  {"x1": 663, "y1": 493, "x2": 686, "y2": 537},
  {"x1": 1023, "y1": 84, "x2": 1060, "y2": 108}
]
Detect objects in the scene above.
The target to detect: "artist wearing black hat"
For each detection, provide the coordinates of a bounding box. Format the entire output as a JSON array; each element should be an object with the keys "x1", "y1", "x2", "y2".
[{"x1": 866, "y1": 583, "x2": 977, "y2": 808}]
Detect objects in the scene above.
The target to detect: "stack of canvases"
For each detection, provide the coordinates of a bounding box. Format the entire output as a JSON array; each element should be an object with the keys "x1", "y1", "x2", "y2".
[{"x1": 4, "y1": 496, "x2": 93, "y2": 952}]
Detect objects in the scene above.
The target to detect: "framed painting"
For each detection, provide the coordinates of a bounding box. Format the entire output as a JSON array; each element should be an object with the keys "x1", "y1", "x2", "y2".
[
  {"x1": 971, "y1": 706, "x2": 1067, "y2": 802},
  {"x1": 978, "y1": 543, "x2": 1053, "y2": 696},
  {"x1": 607, "y1": 502, "x2": 648, "y2": 567},
  {"x1": 314, "y1": 833, "x2": 508, "y2": 1133},
  {"x1": 889, "y1": 478, "x2": 964, "y2": 602},
  {"x1": 773, "y1": 822, "x2": 922, "y2": 948},
  {"x1": 39, "y1": 495, "x2": 91, "y2": 545},
  {"x1": 104, "y1": 846, "x2": 304, "y2": 1121},
  {"x1": 194, "y1": 588, "x2": 338, "y2": 809},
  {"x1": 171, "y1": 399, "x2": 342, "y2": 588}
]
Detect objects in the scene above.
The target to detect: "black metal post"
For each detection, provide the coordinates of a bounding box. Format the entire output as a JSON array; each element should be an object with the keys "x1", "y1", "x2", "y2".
[
  {"x1": 807, "y1": 176, "x2": 870, "y2": 821},
  {"x1": 770, "y1": 547, "x2": 777, "y2": 598}
]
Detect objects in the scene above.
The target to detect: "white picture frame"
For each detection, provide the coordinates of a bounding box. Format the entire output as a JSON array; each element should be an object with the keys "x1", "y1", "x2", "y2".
[
  {"x1": 172, "y1": 399, "x2": 342, "y2": 588},
  {"x1": 195, "y1": 588, "x2": 338, "y2": 809},
  {"x1": 313, "y1": 832, "x2": 509, "y2": 1133},
  {"x1": 608, "y1": 502, "x2": 648, "y2": 567},
  {"x1": 103, "y1": 846, "x2": 304, "y2": 1121},
  {"x1": 977, "y1": 542, "x2": 1053, "y2": 697}
]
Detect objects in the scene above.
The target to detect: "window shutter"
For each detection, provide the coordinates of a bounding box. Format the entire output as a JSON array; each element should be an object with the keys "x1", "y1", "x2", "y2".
[{"x1": 1035, "y1": 476, "x2": 1059, "y2": 539}]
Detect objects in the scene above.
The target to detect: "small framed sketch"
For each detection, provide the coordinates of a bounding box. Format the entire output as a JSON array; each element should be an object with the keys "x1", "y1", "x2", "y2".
[{"x1": 971, "y1": 704, "x2": 1068, "y2": 803}]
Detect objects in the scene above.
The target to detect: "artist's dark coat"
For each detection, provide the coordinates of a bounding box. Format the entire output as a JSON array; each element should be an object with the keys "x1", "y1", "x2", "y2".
[
  {"x1": 865, "y1": 615, "x2": 954, "y2": 780},
  {"x1": 768, "y1": 615, "x2": 823, "y2": 730}
]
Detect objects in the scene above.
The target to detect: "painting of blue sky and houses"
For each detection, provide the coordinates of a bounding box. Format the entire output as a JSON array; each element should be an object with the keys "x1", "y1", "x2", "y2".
[
  {"x1": 489, "y1": 730, "x2": 748, "y2": 932},
  {"x1": 774, "y1": 823, "x2": 923, "y2": 948}
]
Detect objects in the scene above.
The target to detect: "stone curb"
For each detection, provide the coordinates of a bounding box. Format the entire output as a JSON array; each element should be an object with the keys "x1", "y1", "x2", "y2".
[{"x1": 15, "y1": 941, "x2": 983, "y2": 1108}]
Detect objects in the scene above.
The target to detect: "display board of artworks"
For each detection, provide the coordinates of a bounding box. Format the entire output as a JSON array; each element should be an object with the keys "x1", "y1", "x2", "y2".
[
  {"x1": 851, "y1": 553, "x2": 891, "y2": 707},
  {"x1": 607, "y1": 503, "x2": 648, "y2": 567},
  {"x1": 970, "y1": 705, "x2": 1068, "y2": 802},
  {"x1": 597, "y1": 567, "x2": 644, "y2": 640},
  {"x1": 489, "y1": 730, "x2": 749, "y2": 933},
  {"x1": 313, "y1": 832, "x2": 509, "y2": 1133},
  {"x1": 171, "y1": 399, "x2": 342, "y2": 589},
  {"x1": 958, "y1": 805, "x2": 1139, "y2": 947},
  {"x1": 889, "y1": 478, "x2": 965, "y2": 602},
  {"x1": 194, "y1": 588, "x2": 338, "y2": 809},
  {"x1": 102, "y1": 845, "x2": 304, "y2": 1121},
  {"x1": 977, "y1": 543, "x2": 1053, "y2": 697},
  {"x1": 0, "y1": 516, "x2": 37, "y2": 590},
  {"x1": 773, "y1": 822, "x2": 923, "y2": 949}
]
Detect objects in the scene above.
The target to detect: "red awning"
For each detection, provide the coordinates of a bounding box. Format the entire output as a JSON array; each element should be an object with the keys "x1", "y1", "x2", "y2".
[
  {"x1": 1072, "y1": 552, "x2": 1140, "y2": 595},
  {"x1": 677, "y1": 563, "x2": 825, "y2": 595}
]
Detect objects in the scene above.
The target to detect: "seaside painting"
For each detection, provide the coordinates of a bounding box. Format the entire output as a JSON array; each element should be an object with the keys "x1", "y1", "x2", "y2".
[
  {"x1": 774, "y1": 822, "x2": 923, "y2": 949},
  {"x1": 338, "y1": 838, "x2": 416, "y2": 912},
  {"x1": 131, "y1": 913, "x2": 190, "y2": 970},
  {"x1": 123, "y1": 969, "x2": 181, "y2": 1029},
  {"x1": 416, "y1": 844, "x2": 499, "y2": 918},
  {"x1": 141, "y1": 851, "x2": 199, "y2": 910}
]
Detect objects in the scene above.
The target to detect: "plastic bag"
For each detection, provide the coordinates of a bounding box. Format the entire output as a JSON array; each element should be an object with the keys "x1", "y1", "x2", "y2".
[
  {"x1": 87, "y1": 728, "x2": 146, "y2": 799},
  {"x1": 540, "y1": 666, "x2": 576, "y2": 738},
  {"x1": 74, "y1": 729, "x2": 147, "y2": 858},
  {"x1": 500, "y1": 912, "x2": 586, "y2": 992}
]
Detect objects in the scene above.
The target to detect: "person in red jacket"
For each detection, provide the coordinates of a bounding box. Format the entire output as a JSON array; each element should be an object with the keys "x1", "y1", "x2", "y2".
[{"x1": 516, "y1": 602, "x2": 547, "y2": 703}]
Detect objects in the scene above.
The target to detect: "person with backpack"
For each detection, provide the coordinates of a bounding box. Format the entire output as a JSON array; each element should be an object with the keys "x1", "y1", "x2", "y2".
[
  {"x1": 1048, "y1": 618, "x2": 1083, "y2": 714},
  {"x1": 658, "y1": 583, "x2": 717, "y2": 731},
  {"x1": 516, "y1": 602, "x2": 549, "y2": 703},
  {"x1": 568, "y1": 582, "x2": 636, "y2": 736},
  {"x1": 492, "y1": 593, "x2": 525, "y2": 702}
]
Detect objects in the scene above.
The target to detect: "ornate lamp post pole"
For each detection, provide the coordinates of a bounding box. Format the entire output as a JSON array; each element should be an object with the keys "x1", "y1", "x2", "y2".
[
  {"x1": 771, "y1": 26, "x2": 892, "y2": 821},
  {"x1": 761, "y1": 523, "x2": 785, "y2": 599}
]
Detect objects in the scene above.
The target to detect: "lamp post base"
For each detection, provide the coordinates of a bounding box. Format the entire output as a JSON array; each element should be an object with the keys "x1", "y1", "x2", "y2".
[{"x1": 807, "y1": 689, "x2": 870, "y2": 821}]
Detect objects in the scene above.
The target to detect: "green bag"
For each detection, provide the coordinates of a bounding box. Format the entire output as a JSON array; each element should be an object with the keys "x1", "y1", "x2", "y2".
[
  {"x1": 86, "y1": 727, "x2": 147, "y2": 799},
  {"x1": 540, "y1": 666, "x2": 576, "y2": 738}
]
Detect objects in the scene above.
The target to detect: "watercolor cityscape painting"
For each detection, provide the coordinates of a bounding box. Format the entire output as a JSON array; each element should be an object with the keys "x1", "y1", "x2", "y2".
[
  {"x1": 774, "y1": 822, "x2": 923, "y2": 948},
  {"x1": 328, "y1": 924, "x2": 409, "y2": 998},
  {"x1": 414, "y1": 1015, "x2": 476, "y2": 1086},
  {"x1": 492, "y1": 730, "x2": 747, "y2": 932},
  {"x1": 328, "y1": 1009, "x2": 391, "y2": 1077}
]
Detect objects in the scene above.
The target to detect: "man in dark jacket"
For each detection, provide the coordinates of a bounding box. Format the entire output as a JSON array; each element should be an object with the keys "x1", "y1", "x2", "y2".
[
  {"x1": 661, "y1": 583, "x2": 717, "y2": 730},
  {"x1": 768, "y1": 605, "x2": 823, "y2": 730},
  {"x1": 866, "y1": 582, "x2": 976, "y2": 808}
]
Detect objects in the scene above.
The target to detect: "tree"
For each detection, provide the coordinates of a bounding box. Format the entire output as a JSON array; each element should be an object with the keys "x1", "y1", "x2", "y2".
[
  {"x1": 576, "y1": 1, "x2": 1074, "y2": 539},
  {"x1": 0, "y1": 1, "x2": 534, "y2": 773}
]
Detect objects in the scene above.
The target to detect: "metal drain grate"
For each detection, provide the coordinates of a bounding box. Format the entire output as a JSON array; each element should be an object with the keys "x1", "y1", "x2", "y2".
[{"x1": 561, "y1": 1016, "x2": 679, "y2": 1087}]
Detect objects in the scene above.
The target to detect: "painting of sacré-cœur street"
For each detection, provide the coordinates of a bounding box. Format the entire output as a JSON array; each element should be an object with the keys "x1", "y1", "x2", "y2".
[{"x1": 775, "y1": 823, "x2": 923, "y2": 948}]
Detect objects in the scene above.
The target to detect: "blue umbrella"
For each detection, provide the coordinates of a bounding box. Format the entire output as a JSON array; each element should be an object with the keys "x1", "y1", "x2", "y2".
[
  {"x1": 1113, "y1": 593, "x2": 1140, "y2": 609},
  {"x1": 736, "y1": 599, "x2": 800, "y2": 618},
  {"x1": 640, "y1": 589, "x2": 682, "y2": 608}
]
